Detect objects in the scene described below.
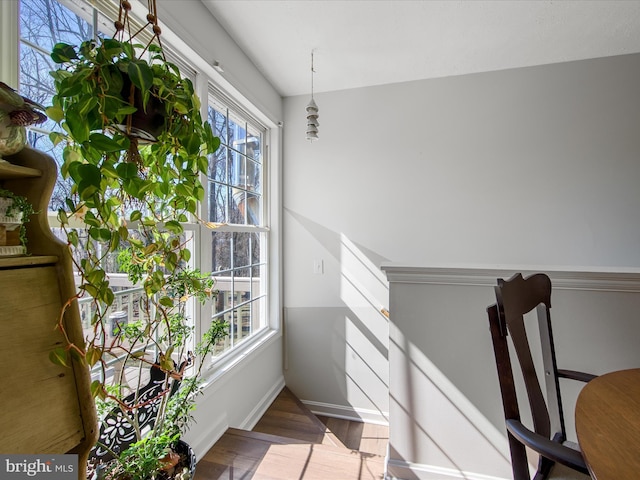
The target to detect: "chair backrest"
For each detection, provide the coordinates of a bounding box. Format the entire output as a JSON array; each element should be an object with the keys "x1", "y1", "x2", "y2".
[{"x1": 491, "y1": 272, "x2": 567, "y2": 444}]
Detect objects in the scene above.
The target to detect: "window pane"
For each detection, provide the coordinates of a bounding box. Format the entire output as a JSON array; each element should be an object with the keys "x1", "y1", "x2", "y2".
[
  {"x1": 211, "y1": 231, "x2": 232, "y2": 273},
  {"x1": 230, "y1": 149, "x2": 246, "y2": 189},
  {"x1": 208, "y1": 181, "x2": 229, "y2": 224},
  {"x1": 207, "y1": 100, "x2": 264, "y2": 227},
  {"x1": 209, "y1": 108, "x2": 229, "y2": 144},
  {"x1": 229, "y1": 118, "x2": 246, "y2": 151},
  {"x1": 25, "y1": 131, "x2": 72, "y2": 211},
  {"x1": 19, "y1": 0, "x2": 94, "y2": 213},
  {"x1": 251, "y1": 232, "x2": 263, "y2": 275},
  {"x1": 246, "y1": 187, "x2": 261, "y2": 225},
  {"x1": 208, "y1": 145, "x2": 228, "y2": 184},
  {"x1": 20, "y1": 0, "x2": 93, "y2": 53},
  {"x1": 19, "y1": 46, "x2": 57, "y2": 130},
  {"x1": 233, "y1": 232, "x2": 251, "y2": 269}
]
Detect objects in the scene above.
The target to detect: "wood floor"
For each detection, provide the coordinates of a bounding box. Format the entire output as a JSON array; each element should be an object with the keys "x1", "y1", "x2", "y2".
[{"x1": 194, "y1": 387, "x2": 388, "y2": 480}]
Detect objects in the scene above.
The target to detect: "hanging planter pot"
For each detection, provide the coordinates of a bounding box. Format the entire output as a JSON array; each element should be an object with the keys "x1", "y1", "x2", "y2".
[{"x1": 112, "y1": 73, "x2": 167, "y2": 144}]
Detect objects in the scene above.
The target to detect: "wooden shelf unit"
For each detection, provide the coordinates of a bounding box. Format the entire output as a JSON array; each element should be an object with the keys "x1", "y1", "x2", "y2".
[
  {"x1": 0, "y1": 160, "x2": 42, "y2": 179},
  {"x1": 0, "y1": 147, "x2": 97, "y2": 480}
]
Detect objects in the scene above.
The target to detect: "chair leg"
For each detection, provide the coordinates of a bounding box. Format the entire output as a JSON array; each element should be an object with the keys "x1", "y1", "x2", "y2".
[
  {"x1": 532, "y1": 457, "x2": 554, "y2": 480},
  {"x1": 508, "y1": 433, "x2": 532, "y2": 480}
]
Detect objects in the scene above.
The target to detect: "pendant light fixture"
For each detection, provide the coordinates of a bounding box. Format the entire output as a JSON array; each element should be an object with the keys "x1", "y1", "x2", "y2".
[{"x1": 306, "y1": 50, "x2": 319, "y2": 141}]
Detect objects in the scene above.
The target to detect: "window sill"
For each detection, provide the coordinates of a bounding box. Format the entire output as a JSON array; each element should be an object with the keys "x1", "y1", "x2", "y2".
[{"x1": 199, "y1": 327, "x2": 281, "y2": 391}]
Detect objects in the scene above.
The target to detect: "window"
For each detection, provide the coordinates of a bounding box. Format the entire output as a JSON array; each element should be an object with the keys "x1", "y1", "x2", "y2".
[
  {"x1": 18, "y1": 0, "x2": 98, "y2": 210},
  {"x1": 204, "y1": 93, "x2": 269, "y2": 358},
  {"x1": 14, "y1": 0, "x2": 274, "y2": 373}
]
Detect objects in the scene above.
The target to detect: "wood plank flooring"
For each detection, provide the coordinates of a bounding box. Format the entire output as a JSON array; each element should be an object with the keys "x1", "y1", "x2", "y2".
[{"x1": 195, "y1": 387, "x2": 388, "y2": 480}]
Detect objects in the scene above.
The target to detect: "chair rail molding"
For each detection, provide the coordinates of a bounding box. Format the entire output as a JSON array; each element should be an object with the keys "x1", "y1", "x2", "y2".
[{"x1": 381, "y1": 264, "x2": 640, "y2": 293}]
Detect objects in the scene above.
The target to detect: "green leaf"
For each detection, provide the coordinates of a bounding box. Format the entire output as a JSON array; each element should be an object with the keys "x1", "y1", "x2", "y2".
[
  {"x1": 57, "y1": 209, "x2": 69, "y2": 226},
  {"x1": 85, "y1": 346, "x2": 101, "y2": 367},
  {"x1": 164, "y1": 220, "x2": 183, "y2": 234},
  {"x1": 78, "y1": 181, "x2": 98, "y2": 201},
  {"x1": 130, "y1": 210, "x2": 142, "y2": 222},
  {"x1": 102, "y1": 288, "x2": 115, "y2": 306},
  {"x1": 76, "y1": 95, "x2": 99, "y2": 118},
  {"x1": 65, "y1": 104, "x2": 90, "y2": 143},
  {"x1": 142, "y1": 243, "x2": 158, "y2": 256},
  {"x1": 118, "y1": 226, "x2": 129, "y2": 241},
  {"x1": 101, "y1": 38, "x2": 124, "y2": 58},
  {"x1": 49, "y1": 347, "x2": 69, "y2": 368},
  {"x1": 46, "y1": 105, "x2": 64, "y2": 123},
  {"x1": 67, "y1": 229, "x2": 79, "y2": 247},
  {"x1": 159, "y1": 296, "x2": 174, "y2": 307},
  {"x1": 49, "y1": 131, "x2": 67, "y2": 147},
  {"x1": 90, "y1": 380, "x2": 105, "y2": 399},
  {"x1": 86, "y1": 268, "x2": 105, "y2": 285},
  {"x1": 98, "y1": 228, "x2": 112, "y2": 242},
  {"x1": 77, "y1": 163, "x2": 102, "y2": 187},
  {"x1": 82, "y1": 211, "x2": 100, "y2": 227},
  {"x1": 165, "y1": 251, "x2": 178, "y2": 272},
  {"x1": 127, "y1": 60, "x2": 154, "y2": 95},
  {"x1": 129, "y1": 237, "x2": 143, "y2": 248},
  {"x1": 88, "y1": 133, "x2": 124, "y2": 153},
  {"x1": 116, "y1": 162, "x2": 138, "y2": 179},
  {"x1": 57, "y1": 76, "x2": 84, "y2": 97},
  {"x1": 116, "y1": 105, "x2": 138, "y2": 116},
  {"x1": 81, "y1": 283, "x2": 99, "y2": 299},
  {"x1": 88, "y1": 226, "x2": 111, "y2": 242},
  {"x1": 160, "y1": 354, "x2": 174, "y2": 373},
  {"x1": 50, "y1": 42, "x2": 78, "y2": 63}
]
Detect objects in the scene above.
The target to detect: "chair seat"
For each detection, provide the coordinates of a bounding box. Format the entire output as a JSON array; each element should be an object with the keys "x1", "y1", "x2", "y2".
[{"x1": 548, "y1": 462, "x2": 591, "y2": 480}]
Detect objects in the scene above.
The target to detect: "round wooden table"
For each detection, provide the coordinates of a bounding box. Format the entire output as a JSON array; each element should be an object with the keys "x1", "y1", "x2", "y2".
[{"x1": 575, "y1": 368, "x2": 640, "y2": 480}]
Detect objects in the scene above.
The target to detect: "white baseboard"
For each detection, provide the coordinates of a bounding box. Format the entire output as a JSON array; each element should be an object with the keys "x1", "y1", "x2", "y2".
[
  {"x1": 301, "y1": 399, "x2": 389, "y2": 426},
  {"x1": 386, "y1": 458, "x2": 510, "y2": 480},
  {"x1": 187, "y1": 376, "x2": 285, "y2": 460},
  {"x1": 187, "y1": 413, "x2": 229, "y2": 462},
  {"x1": 240, "y1": 376, "x2": 287, "y2": 430}
]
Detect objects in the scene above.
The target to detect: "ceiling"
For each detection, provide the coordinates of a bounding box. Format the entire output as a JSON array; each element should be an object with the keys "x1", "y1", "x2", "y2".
[{"x1": 200, "y1": 0, "x2": 640, "y2": 98}]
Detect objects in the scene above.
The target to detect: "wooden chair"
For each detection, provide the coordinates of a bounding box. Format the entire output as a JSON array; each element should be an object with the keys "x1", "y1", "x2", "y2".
[{"x1": 487, "y1": 273, "x2": 595, "y2": 480}]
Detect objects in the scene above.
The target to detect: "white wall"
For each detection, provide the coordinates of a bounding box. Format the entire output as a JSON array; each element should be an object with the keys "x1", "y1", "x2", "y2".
[
  {"x1": 282, "y1": 53, "x2": 640, "y2": 460},
  {"x1": 284, "y1": 53, "x2": 640, "y2": 269}
]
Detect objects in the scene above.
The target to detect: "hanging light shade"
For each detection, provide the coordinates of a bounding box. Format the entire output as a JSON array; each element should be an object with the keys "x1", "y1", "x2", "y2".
[
  {"x1": 306, "y1": 98, "x2": 319, "y2": 140},
  {"x1": 306, "y1": 51, "x2": 319, "y2": 141}
]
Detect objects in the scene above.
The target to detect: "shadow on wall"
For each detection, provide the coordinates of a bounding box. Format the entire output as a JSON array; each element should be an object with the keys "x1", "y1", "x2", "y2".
[
  {"x1": 284, "y1": 209, "x2": 390, "y2": 422},
  {"x1": 387, "y1": 329, "x2": 512, "y2": 479},
  {"x1": 285, "y1": 210, "x2": 515, "y2": 478}
]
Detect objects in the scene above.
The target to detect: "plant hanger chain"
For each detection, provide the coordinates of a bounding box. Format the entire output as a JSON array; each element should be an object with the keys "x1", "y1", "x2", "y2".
[{"x1": 114, "y1": 0, "x2": 165, "y2": 60}]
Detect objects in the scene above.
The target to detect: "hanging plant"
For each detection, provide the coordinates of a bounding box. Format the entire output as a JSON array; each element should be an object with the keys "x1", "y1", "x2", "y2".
[{"x1": 46, "y1": 2, "x2": 226, "y2": 478}]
